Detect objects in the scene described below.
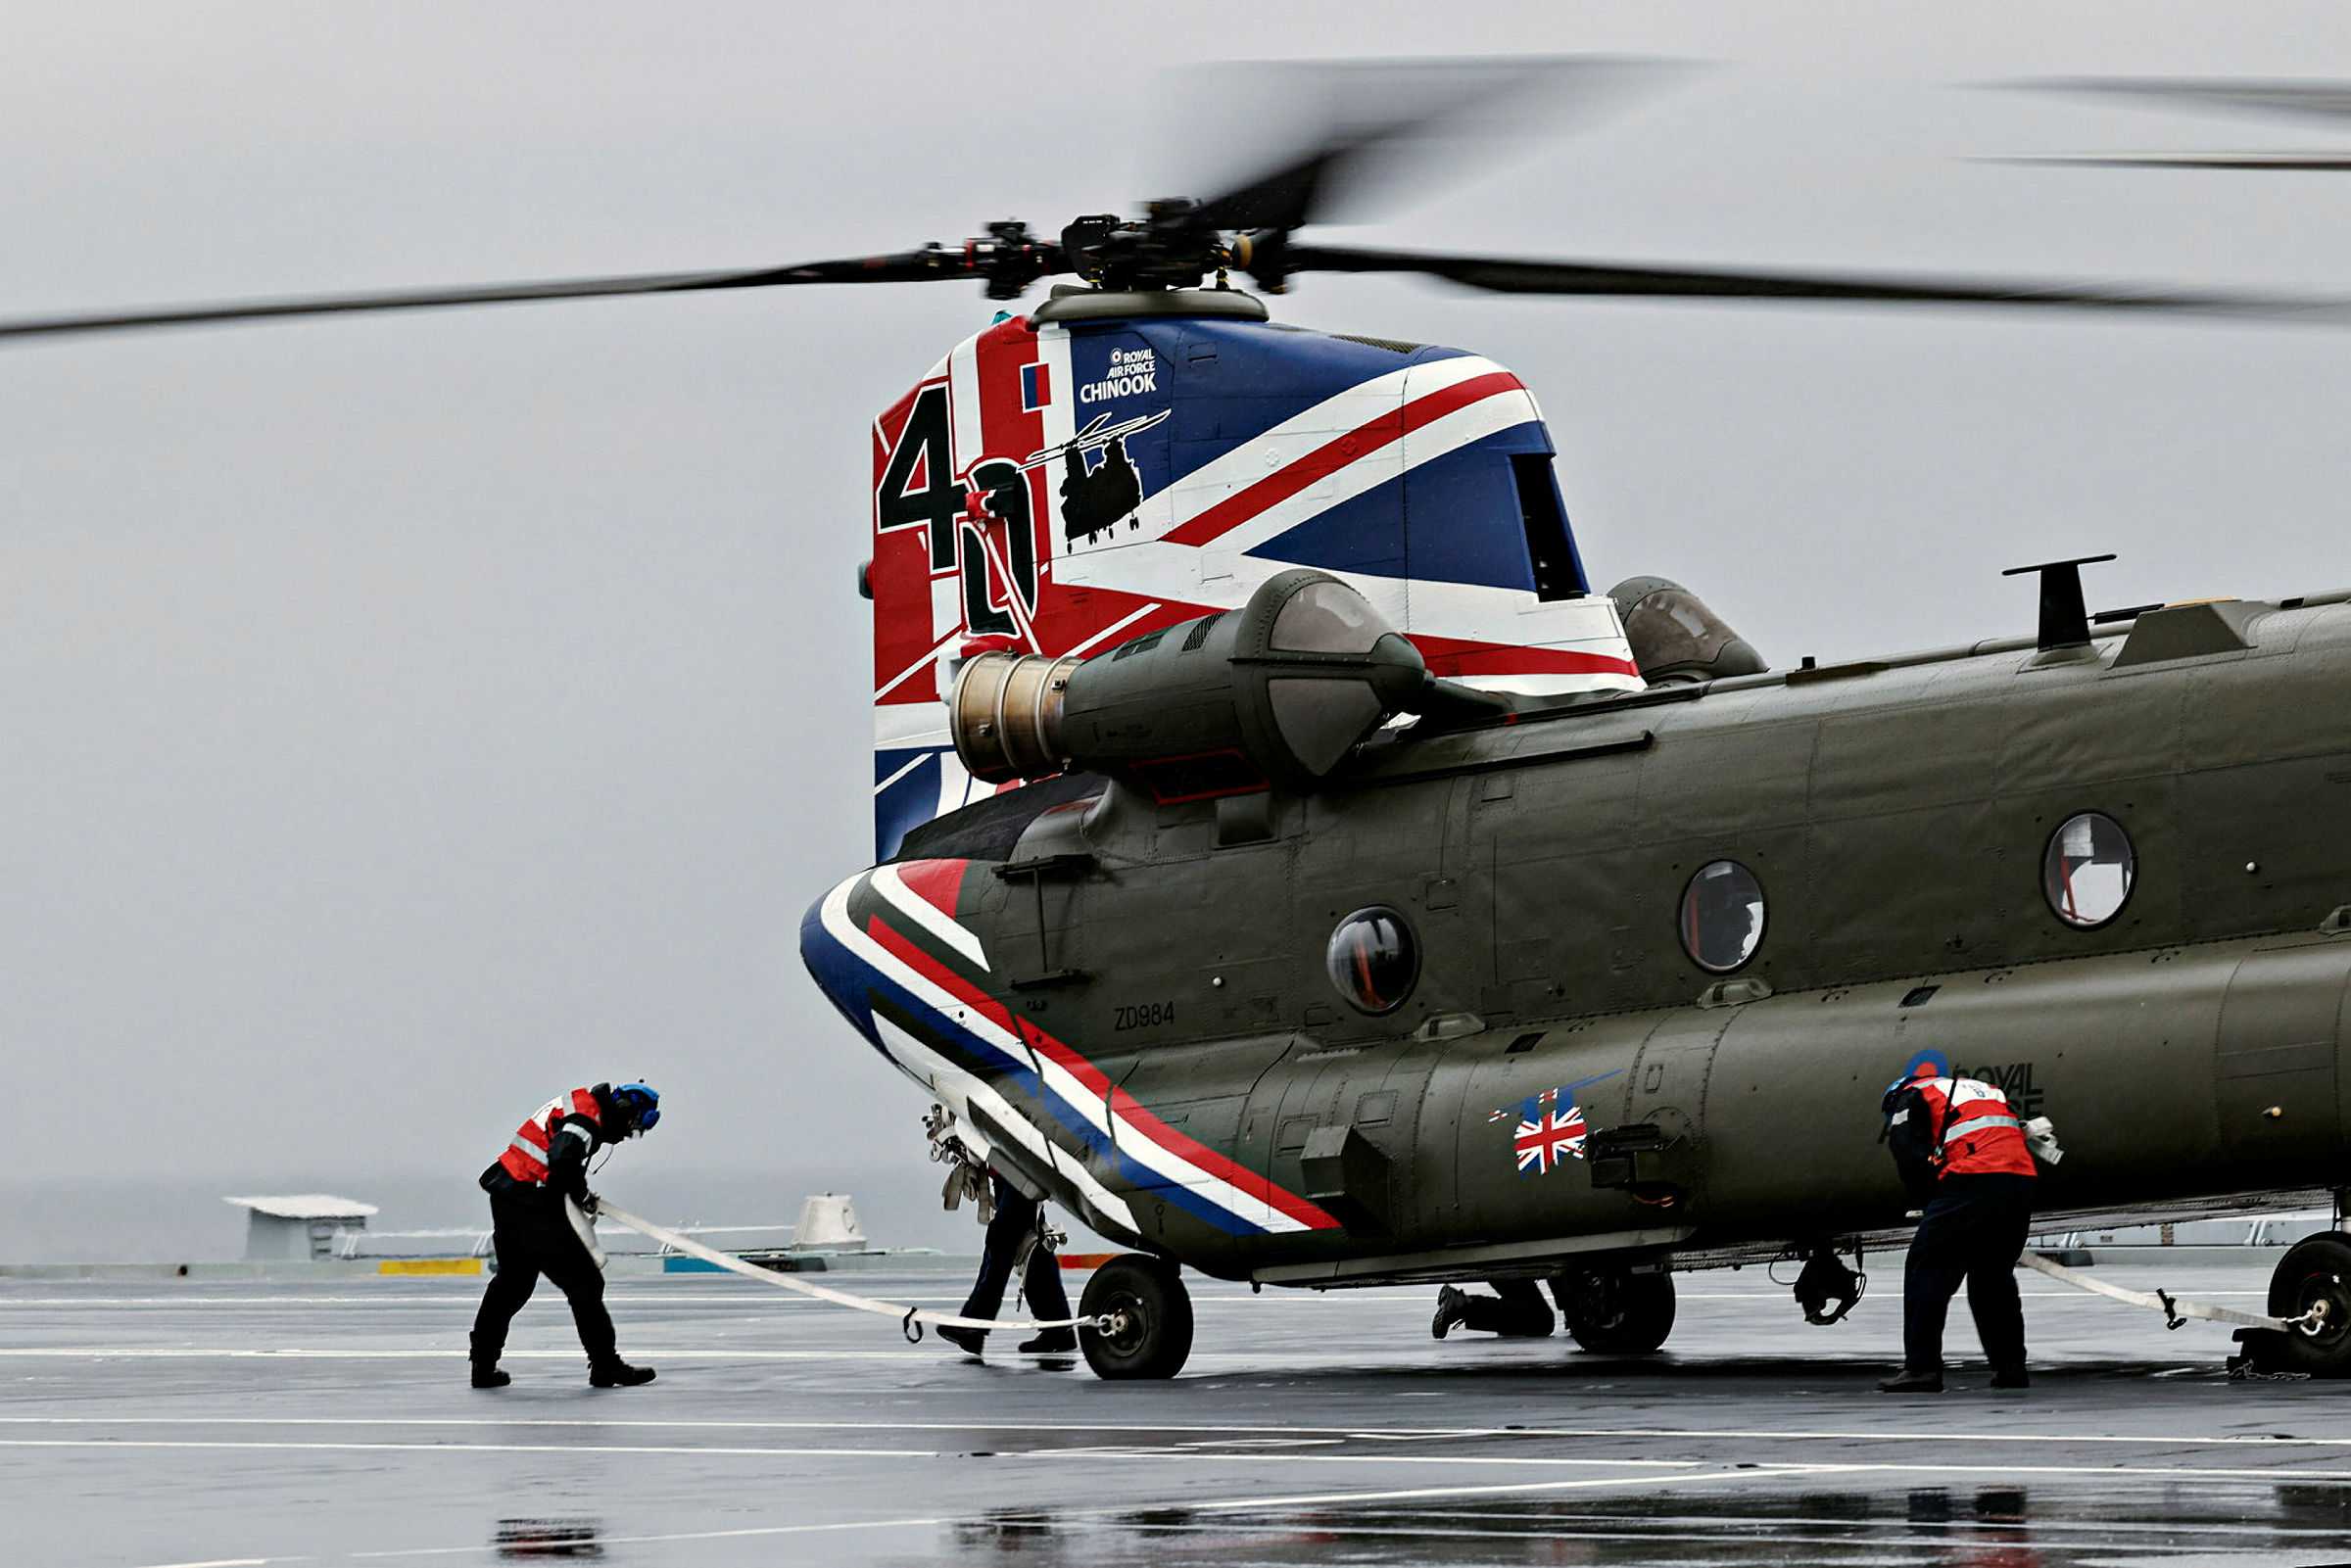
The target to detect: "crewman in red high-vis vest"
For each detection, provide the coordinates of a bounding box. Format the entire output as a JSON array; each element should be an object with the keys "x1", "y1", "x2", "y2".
[
  {"x1": 469, "y1": 1081, "x2": 660, "y2": 1390},
  {"x1": 1878, "y1": 1064, "x2": 2038, "y2": 1394}
]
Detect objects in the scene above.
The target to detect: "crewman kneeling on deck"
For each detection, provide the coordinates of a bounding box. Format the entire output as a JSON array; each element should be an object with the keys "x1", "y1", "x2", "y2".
[
  {"x1": 470, "y1": 1081, "x2": 661, "y2": 1390},
  {"x1": 1431, "y1": 1279, "x2": 1558, "y2": 1339},
  {"x1": 1879, "y1": 1064, "x2": 2037, "y2": 1394},
  {"x1": 938, "y1": 1169, "x2": 1076, "y2": 1360}
]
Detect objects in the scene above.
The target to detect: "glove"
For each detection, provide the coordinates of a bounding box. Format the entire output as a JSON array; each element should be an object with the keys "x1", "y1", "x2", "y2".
[{"x1": 578, "y1": 1191, "x2": 601, "y2": 1216}]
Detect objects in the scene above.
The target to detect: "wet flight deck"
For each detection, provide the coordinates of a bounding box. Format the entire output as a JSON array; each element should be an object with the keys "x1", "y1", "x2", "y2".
[{"x1": 5, "y1": 1261, "x2": 2349, "y2": 1566}]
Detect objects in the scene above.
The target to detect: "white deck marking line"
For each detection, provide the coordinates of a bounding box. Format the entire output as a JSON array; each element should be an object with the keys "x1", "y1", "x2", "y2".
[
  {"x1": 0, "y1": 1288, "x2": 2260, "y2": 1306},
  {"x1": 0, "y1": 1438, "x2": 1683, "y2": 1472},
  {"x1": 0, "y1": 1298, "x2": 989, "y2": 1307},
  {"x1": 36, "y1": 1439, "x2": 2347, "y2": 1489},
  {"x1": 128, "y1": 1560, "x2": 279, "y2": 1568},
  {"x1": 0, "y1": 1349, "x2": 932, "y2": 1359},
  {"x1": 0, "y1": 1296, "x2": 1512, "y2": 1309},
  {"x1": 8, "y1": 1416, "x2": 2348, "y2": 1449},
  {"x1": 352, "y1": 1515, "x2": 957, "y2": 1558},
  {"x1": 0, "y1": 1439, "x2": 940, "y2": 1458},
  {"x1": 1687, "y1": 1458, "x2": 2351, "y2": 1486}
]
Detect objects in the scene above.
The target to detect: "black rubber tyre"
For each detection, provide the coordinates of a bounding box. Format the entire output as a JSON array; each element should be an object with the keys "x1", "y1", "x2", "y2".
[
  {"x1": 1559, "y1": 1266, "x2": 1677, "y2": 1354},
  {"x1": 2263, "y1": 1232, "x2": 2351, "y2": 1378},
  {"x1": 1080, "y1": 1255, "x2": 1195, "y2": 1380}
]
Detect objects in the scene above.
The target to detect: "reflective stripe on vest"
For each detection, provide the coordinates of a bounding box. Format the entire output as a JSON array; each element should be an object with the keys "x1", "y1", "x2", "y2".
[
  {"x1": 1916, "y1": 1076, "x2": 2038, "y2": 1179},
  {"x1": 1943, "y1": 1114, "x2": 2023, "y2": 1145},
  {"x1": 496, "y1": 1088, "x2": 603, "y2": 1184}
]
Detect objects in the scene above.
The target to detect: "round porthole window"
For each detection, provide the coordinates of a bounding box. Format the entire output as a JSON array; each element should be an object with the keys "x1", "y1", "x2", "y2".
[
  {"x1": 1326, "y1": 907, "x2": 1418, "y2": 1015},
  {"x1": 1680, "y1": 860, "x2": 1765, "y2": 974},
  {"x1": 2044, "y1": 811, "x2": 2135, "y2": 928}
]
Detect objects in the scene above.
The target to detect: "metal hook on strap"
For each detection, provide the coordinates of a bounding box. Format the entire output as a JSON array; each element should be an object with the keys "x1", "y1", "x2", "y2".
[{"x1": 902, "y1": 1308, "x2": 924, "y2": 1345}]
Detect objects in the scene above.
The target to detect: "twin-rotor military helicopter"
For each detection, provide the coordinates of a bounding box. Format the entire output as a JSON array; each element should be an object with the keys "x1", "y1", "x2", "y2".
[{"x1": 16, "y1": 61, "x2": 2351, "y2": 1380}]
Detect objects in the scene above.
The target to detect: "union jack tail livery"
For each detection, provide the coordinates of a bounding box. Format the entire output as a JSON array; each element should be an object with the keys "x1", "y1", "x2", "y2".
[{"x1": 866, "y1": 295, "x2": 1640, "y2": 858}]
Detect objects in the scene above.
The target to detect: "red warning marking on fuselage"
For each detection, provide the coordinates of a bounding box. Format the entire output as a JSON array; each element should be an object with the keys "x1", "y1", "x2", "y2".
[{"x1": 893, "y1": 857, "x2": 968, "y2": 920}]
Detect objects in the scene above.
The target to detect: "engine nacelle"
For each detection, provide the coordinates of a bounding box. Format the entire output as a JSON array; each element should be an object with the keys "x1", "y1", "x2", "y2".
[{"x1": 950, "y1": 570, "x2": 1433, "y2": 798}]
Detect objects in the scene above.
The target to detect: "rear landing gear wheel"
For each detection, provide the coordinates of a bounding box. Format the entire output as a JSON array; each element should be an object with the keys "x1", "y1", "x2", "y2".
[
  {"x1": 2259, "y1": 1232, "x2": 2351, "y2": 1378},
  {"x1": 1080, "y1": 1254, "x2": 1194, "y2": 1380},
  {"x1": 1559, "y1": 1266, "x2": 1676, "y2": 1354}
]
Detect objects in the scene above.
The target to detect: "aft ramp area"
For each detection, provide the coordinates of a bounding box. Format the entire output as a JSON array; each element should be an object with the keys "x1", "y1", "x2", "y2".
[{"x1": 4, "y1": 1264, "x2": 2350, "y2": 1567}]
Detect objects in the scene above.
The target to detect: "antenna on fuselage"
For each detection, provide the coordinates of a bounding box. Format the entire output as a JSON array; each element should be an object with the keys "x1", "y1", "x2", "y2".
[{"x1": 2002, "y1": 553, "x2": 2118, "y2": 652}]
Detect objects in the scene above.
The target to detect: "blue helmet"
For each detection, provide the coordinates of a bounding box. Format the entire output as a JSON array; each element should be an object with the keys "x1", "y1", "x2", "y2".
[
  {"x1": 612, "y1": 1082, "x2": 660, "y2": 1134},
  {"x1": 1881, "y1": 1061, "x2": 1942, "y2": 1115}
]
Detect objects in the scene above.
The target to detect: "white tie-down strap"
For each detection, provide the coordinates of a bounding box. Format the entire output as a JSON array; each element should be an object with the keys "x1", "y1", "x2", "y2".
[
  {"x1": 564, "y1": 1196, "x2": 607, "y2": 1271},
  {"x1": 2018, "y1": 1250, "x2": 2313, "y2": 1334},
  {"x1": 594, "y1": 1202, "x2": 1108, "y2": 1336}
]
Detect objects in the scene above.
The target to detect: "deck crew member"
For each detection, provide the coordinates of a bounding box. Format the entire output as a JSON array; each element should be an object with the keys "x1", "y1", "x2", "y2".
[
  {"x1": 937, "y1": 1169, "x2": 1077, "y2": 1360},
  {"x1": 470, "y1": 1081, "x2": 661, "y2": 1390},
  {"x1": 1878, "y1": 1064, "x2": 2037, "y2": 1394},
  {"x1": 1431, "y1": 1280, "x2": 1559, "y2": 1340}
]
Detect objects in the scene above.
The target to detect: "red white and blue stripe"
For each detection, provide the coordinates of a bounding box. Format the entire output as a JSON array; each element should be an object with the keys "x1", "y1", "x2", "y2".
[{"x1": 801, "y1": 858, "x2": 1342, "y2": 1240}]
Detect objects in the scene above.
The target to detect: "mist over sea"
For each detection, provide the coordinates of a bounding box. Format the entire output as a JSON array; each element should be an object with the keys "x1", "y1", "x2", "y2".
[{"x1": 0, "y1": 1161, "x2": 998, "y2": 1263}]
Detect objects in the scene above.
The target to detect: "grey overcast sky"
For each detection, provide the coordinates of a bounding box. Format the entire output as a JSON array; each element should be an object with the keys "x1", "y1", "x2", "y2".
[{"x1": 6, "y1": 4, "x2": 2351, "y2": 1212}]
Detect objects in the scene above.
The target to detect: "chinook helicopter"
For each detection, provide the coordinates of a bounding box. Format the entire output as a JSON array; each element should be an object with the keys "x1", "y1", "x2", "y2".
[{"x1": 13, "y1": 62, "x2": 2351, "y2": 1382}]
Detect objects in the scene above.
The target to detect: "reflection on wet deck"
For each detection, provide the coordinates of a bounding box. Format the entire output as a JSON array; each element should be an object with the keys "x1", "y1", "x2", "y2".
[{"x1": 943, "y1": 1484, "x2": 2351, "y2": 1566}]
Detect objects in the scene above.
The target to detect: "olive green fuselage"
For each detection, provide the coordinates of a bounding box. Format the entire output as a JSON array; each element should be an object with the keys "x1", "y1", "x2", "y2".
[{"x1": 929, "y1": 594, "x2": 2351, "y2": 1283}]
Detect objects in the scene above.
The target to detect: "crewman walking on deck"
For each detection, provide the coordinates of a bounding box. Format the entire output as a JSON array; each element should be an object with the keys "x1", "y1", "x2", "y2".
[
  {"x1": 470, "y1": 1081, "x2": 662, "y2": 1390},
  {"x1": 937, "y1": 1168, "x2": 1078, "y2": 1361},
  {"x1": 1878, "y1": 1064, "x2": 2038, "y2": 1394}
]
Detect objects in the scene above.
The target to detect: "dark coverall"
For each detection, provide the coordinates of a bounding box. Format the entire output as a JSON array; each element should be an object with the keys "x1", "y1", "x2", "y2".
[
  {"x1": 1887, "y1": 1085, "x2": 2035, "y2": 1376},
  {"x1": 1445, "y1": 1279, "x2": 1560, "y2": 1337},
  {"x1": 958, "y1": 1172, "x2": 1072, "y2": 1340},
  {"x1": 471, "y1": 1114, "x2": 618, "y2": 1371}
]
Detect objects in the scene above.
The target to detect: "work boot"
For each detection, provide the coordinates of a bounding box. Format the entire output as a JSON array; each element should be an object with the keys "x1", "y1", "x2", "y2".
[
  {"x1": 1877, "y1": 1367, "x2": 1945, "y2": 1394},
  {"x1": 1431, "y1": 1284, "x2": 1470, "y2": 1341},
  {"x1": 937, "y1": 1324, "x2": 987, "y2": 1357},
  {"x1": 469, "y1": 1333, "x2": 509, "y2": 1389},
  {"x1": 1988, "y1": 1365, "x2": 2032, "y2": 1390},
  {"x1": 1018, "y1": 1330, "x2": 1078, "y2": 1354},
  {"x1": 588, "y1": 1361, "x2": 656, "y2": 1389}
]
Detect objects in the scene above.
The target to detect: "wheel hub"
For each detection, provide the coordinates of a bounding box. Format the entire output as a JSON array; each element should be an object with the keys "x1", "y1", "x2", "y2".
[
  {"x1": 2291, "y1": 1271, "x2": 2348, "y2": 1343},
  {"x1": 1096, "y1": 1293, "x2": 1149, "y2": 1356}
]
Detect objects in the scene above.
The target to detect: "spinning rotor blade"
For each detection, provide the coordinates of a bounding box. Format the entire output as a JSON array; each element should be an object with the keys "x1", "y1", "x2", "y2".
[
  {"x1": 1992, "y1": 79, "x2": 2351, "y2": 171},
  {"x1": 1989, "y1": 152, "x2": 2351, "y2": 171},
  {"x1": 1186, "y1": 56, "x2": 1687, "y2": 233},
  {"x1": 1271, "y1": 243, "x2": 2349, "y2": 320},
  {"x1": 2009, "y1": 77, "x2": 2351, "y2": 129},
  {"x1": 0, "y1": 249, "x2": 1017, "y2": 343}
]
